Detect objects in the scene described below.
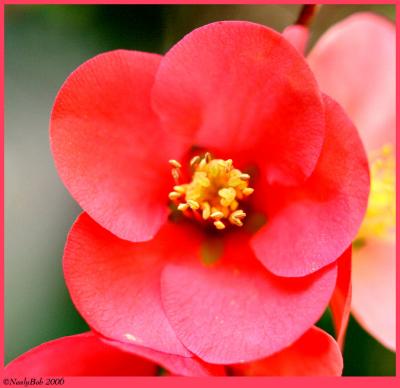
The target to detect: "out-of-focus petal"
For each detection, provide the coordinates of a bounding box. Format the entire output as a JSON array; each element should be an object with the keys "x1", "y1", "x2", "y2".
[
  {"x1": 352, "y1": 238, "x2": 396, "y2": 351},
  {"x1": 308, "y1": 12, "x2": 395, "y2": 152}
]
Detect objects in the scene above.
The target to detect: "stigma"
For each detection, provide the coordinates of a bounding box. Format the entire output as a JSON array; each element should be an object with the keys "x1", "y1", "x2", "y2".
[
  {"x1": 356, "y1": 144, "x2": 395, "y2": 243},
  {"x1": 168, "y1": 153, "x2": 254, "y2": 230}
]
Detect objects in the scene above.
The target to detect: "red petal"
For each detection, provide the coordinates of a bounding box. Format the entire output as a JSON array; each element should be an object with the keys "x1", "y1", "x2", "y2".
[
  {"x1": 308, "y1": 13, "x2": 395, "y2": 152},
  {"x1": 102, "y1": 338, "x2": 226, "y2": 376},
  {"x1": 63, "y1": 213, "x2": 203, "y2": 356},
  {"x1": 252, "y1": 94, "x2": 369, "y2": 277},
  {"x1": 152, "y1": 21, "x2": 325, "y2": 185},
  {"x1": 282, "y1": 25, "x2": 309, "y2": 54},
  {"x1": 352, "y1": 239, "x2": 396, "y2": 351},
  {"x1": 50, "y1": 50, "x2": 187, "y2": 242},
  {"x1": 231, "y1": 327, "x2": 343, "y2": 376},
  {"x1": 5, "y1": 333, "x2": 156, "y2": 376},
  {"x1": 160, "y1": 233, "x2": 337, "y2": 364},
  {"x1": 329, "y1": 247, "x2": 352, "y2": 349}
]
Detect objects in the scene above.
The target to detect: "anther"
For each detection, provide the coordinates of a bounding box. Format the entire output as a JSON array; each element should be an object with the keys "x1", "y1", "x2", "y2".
[
  {"x1": 231, "y1": 210, "x2": 246, "y2": 219},
  {"x1": 177, "y1": 203, "x2": 189, "y2": 211},
  {"x1": 214, "y1": 220, "x2": 226, "y2": 230},
  {"x1": 168, "y1": 191, "x2": 182, "y2": 200},
  {"x1": 242, "y1": 187, "x2": 254, "y2": 196},
  {"x1": 198, "y1": 158, "x2": 207, "y2": 169},
  {"x1": 195, "y1": 172, "x2": 211, "y2": 187},
  {"x1": 190, "y1": 155, "x2": 201, "y2": 167},
  {"x1": 210, "y1": 211, "x2": 224, "y2": 220},
  {"x1": 230, "y1": 217, "x2": 243, "y2": 227},
  {"x1": 173, "y1": 185, "x2": 186, "y2": 193},
  {"x1": 225, "y1": 159, "x2": 233, "y2": 172},
  {"x1": 169, "y1": 159, "x2": 182, "y2": 168},
  {"x1": 171, "y1": 169, "x2": 180, "y2": 182},
  {"x1": 202, "y1": 202, "x2": 211, "y2": 220},
  {"x1": 187, "y1": 199, "x2": 200, "y2": 210},
  {"x1": 230, "y1": 200, "x2": 239, "y2": 211}
]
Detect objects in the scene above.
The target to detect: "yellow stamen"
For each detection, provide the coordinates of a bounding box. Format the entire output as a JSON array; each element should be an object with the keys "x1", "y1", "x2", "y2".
[
  {"x1": 218, "y1": 187, "x2": 236, "y2": 207},
  {"x1": 168, "y1": 191, "x2": 181, "y2": 200},
  {"x1": 214, "y1": 220, "x2": 226, "y2": 230},
  {"x1": 168, "y1": 153, "x2": 254, "y2": 230},
  {"x1": 243, "y1": 187, "x2": 254, "y2": 196},
  {"x1": 173, "y1": 185, "x2": 186, "y2": 193},
  {"x1": 190, "y1": 155, "x2": 201, "y2": 167},
  {"x1": 355, "y1": 144, "x2": 395, "y2": 245},
  {"x1": 177, "y1": 203, "x2": 189, "y2": 211},
  {"x1": 195, "y1": 172, "x2": 211, "y2": 187},
  {"x1": 230, "y1": 200, "x2": 239, "y2": 211},
  {"x1": 187, "y1": 199, "x2": 200, "y2": 210},
  {"x1": 171, "y1": 168, "x2": 180, "y2": 182},
  {"x1": 169, "y1": 159, "x2": 182, "y2": 168},
  {"x1": 210, "y1": 211, "x2": 224, "y2": 220},
  {"x1": 229, "y1": 217, "x2": 243, "y2": 227},
  {"x1": 231, "y1": 210, "x2": 246, "y2": 219},
  {"x1": 202, "y1": 202, "x2": 211, "y2": 220}
]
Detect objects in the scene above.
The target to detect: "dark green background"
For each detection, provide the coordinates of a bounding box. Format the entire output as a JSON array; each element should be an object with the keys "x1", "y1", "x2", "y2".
[{"x1": 4, "y1": 4, "x2": 396, "y2": 375}]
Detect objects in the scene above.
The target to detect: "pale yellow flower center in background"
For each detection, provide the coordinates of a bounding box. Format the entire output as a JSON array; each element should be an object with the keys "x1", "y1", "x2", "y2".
[
  {"x1": 168, "y1": 153, "x2": 254, "y2": 230},
  {"x1": 355, "y1": 144, "x2": 396, "y2": 245}
]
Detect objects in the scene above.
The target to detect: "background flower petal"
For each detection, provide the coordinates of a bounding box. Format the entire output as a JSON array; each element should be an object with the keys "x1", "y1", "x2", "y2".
[
  {"x1": 5, "y1": 333, "x2": 157, "y2": 376},
  {"x1": 252, "y1": 95, "x2": 369, "y2": 277},
  {"x1": 63, "y1": 213, "x2": 202, "y2": 356},
  {"x1": 308, "y1": 12, "x2": 395, "y2": 151},
  {"x1": 352, "y1": 239, "x2": 396, "y2": 351},
  {"x1": 152, "y1": 21, "x2": 325, "y2": 186},
  {"x1": 160, "y1": 233, "x2": 337, "y2": 364},
  {"x1": 50, "y1": 50, "x2": 187, "y2": 243},
  {"x1": 230, "y1": 327, "x2": 343, "y2": 376}
]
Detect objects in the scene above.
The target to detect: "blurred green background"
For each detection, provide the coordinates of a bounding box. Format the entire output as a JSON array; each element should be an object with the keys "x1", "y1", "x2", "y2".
[{"x1": 4, "y1": 4, "x2": 396, "y2": 375}]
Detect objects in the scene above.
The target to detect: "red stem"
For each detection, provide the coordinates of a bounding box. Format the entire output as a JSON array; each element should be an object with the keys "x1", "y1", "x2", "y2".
[{"x1": 296, "y1": 5, "x2": 321, "y2": 27}]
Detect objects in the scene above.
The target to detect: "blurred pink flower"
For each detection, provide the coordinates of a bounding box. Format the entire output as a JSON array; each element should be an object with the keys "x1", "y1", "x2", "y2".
[{"x1": 287, "y1": 12, "x2": 395, "y2": 351}]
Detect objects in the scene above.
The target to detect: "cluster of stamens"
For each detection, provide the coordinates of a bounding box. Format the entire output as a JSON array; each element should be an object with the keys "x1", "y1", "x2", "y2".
[
  {"x1": 356, "y1": 144, "x2": 395, "y2": 242},
  {"x1": 168, "y1": 153, "x2": 254, "y2": 230}
]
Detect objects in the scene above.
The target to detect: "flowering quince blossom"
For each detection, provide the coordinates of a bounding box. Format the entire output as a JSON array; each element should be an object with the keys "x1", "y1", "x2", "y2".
[
  {"x1": 5, "y1": 327, "x2": 342, "y2": 376},
  {"x1": 49, "y1": 20, "x2": 370, "y2": 367},
  {"x1": 286, "y1": 12, "x2": 395, "y2": 351}
]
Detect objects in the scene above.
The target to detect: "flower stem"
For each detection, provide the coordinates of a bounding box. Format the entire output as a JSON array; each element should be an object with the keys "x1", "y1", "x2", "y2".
[{"x1": 295, "y1": 5, "x2": 321, "y2": 27}]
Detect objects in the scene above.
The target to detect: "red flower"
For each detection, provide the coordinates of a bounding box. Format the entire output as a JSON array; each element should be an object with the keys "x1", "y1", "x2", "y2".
[
  {"x1": 50, "y1": 21, "x2": 369, "y2": 364},
  {"x1": 5, "y1": 327, "x2": 342, "y2": 376}
]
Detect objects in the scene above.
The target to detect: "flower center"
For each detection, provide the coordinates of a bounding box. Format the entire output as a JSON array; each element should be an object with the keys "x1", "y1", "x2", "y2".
[
  {"x1": 355, "y1": 144, "x2": 395, "y2": 246},
  {"x1": 168, "y1": 153, "x2": 254, "y2": 230}
]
